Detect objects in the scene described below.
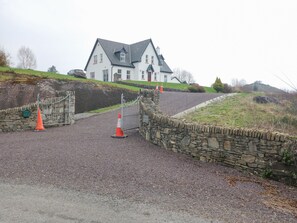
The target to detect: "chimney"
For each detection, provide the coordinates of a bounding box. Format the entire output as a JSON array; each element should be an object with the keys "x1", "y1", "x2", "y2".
[{"x1": 156, "y1": 46, "x2": 160, "y2": 55}]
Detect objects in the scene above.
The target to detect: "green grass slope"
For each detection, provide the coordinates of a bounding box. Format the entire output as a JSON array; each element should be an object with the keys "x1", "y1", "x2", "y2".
[
  {"x1": 122, "y1": 80, "x2": 216, "y2": 93},
  {"x1": 0, "y1": 67, "x2": 140, "y2": 92}
]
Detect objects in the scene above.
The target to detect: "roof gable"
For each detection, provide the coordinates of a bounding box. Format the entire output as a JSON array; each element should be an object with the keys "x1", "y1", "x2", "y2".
[{"x1": 85, "y1": 38, "x2": 172, "y2": 71}]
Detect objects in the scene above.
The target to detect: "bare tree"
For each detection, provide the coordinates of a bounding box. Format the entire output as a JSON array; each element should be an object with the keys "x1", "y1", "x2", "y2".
[
  {"x1": 0, "y1": 47, "x2": 11, "y2": 67},
  {"x1": 17, "y1": 46, "x2": 37, "y2": 69},
  {"x1": 173, "y1": 68, "x2": 195, "y2": 84},
  {"x1": 231, "y1": 78, "x2": 246, "y2": 87},
  {"x1": 231, "y1": 78, "x2": 246, "y2": 91}
]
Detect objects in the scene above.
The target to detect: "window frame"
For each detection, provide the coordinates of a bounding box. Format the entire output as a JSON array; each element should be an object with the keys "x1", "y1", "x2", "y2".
[
  {"x1": 126, "y1": 70, "x2": 131, "y2": 80},
  {"x1": 90, "y1": 72, "x2": 95, "y2": 79},
  {"x1": 120, "y1": 52, "x2": 125, "y2": 62},
  {"x1": 100, "y1": 53, "x2": 103, "y2": 63}
]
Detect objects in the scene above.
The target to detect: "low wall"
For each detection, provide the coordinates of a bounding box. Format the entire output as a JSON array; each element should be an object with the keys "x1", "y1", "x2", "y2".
[
  {"x1": 0, "y1": 91, "x2": 75, "y2": 132},
  {"x1": 139, "y1": 90, "x2": 297, "y2": 185}
]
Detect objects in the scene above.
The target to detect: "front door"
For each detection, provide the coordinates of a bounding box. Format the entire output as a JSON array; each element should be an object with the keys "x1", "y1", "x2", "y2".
[{"x1": 148, "y1": 72, "x2": 151, "y2": 82}]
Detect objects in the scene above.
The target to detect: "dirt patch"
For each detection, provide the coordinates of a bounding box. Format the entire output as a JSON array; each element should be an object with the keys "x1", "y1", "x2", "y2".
[{"x1": 226, "y1": 175, "x2": 297, "y2": 218}]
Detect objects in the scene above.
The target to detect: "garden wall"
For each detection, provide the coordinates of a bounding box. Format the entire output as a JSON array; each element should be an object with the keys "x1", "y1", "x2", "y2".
[
  {"x1": 139, "y1": 90, "x2": 297, "y2": 185},
  {"x1": 0, "y1": 91, "x2": 75, "y2": 132}
]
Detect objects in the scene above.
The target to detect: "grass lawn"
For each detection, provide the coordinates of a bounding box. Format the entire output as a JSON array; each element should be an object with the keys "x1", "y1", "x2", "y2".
[
  {"x1": 122, "y1": 80, "x2": 216, "y2": 93},
  {"x1": 0, "y1": 66, "x2": 140, "y2": 92},
  {"x1": 184, "y1": 92, "x2": 297, "y2": 136}
]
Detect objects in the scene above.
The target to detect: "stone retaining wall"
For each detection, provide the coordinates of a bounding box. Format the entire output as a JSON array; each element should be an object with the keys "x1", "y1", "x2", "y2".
[
  {"x1": 0, "y1": 91, "x2": 75, "y2": 132},
  {"x1": 139, "y1": 90, "x2": 297, "y2": 185}
]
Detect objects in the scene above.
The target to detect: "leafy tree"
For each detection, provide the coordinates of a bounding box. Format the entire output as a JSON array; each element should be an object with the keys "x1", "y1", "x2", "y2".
[
  {"x1": 48, "y1": 65, "x2": 58, "y2": 73},
  {"x1": 17, "y1": 46, "x2": 36, "y2": 69},
  {"x1": 212, "y1": 77, "x2": 224, "y2": 92},
  {"x1": 0, "y1": 47, "x2": 11, "y2": 67}
]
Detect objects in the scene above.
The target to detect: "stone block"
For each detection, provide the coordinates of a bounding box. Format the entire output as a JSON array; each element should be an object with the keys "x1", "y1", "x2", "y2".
[
  {"x1": 241, "y1": 154, "x2": 256, "y2": 163},
  {"x1": 224, "y1": 140, "x2": 231, "y2": 150},
  {"x1": 208, "y1": 138, "x2": 219, "y2": 149}
]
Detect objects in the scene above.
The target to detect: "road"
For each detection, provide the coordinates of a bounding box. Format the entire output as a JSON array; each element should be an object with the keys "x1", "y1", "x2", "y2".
[{"x1": 0, "y1": 92, "x2": 296, "y2": 223}]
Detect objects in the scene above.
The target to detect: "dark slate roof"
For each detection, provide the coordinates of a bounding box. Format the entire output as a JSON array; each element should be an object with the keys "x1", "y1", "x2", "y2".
[
  {"x1": 130, "y1": 39, "x2": 151, "y2": 63},
  {"x1": 158, "y1": 55, "x2": 173, "y2": 73},
  {"x1": 85, "y1": 38, "x2": 172, "y2": 73},
  {"x1": 146, "y1": 64, "x2": 154, "y2": 72},
  {"x1": 97, "y1": 38, "x2": 133, "y2": 68}
]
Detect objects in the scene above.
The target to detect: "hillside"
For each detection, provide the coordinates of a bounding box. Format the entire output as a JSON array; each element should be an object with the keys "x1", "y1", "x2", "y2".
[
  {"x1": 0, "y1": 67, "x2": 138, "y2": 113},
  {"x1": 241, "y1": 81, "x2": 285, "y2": 93}
]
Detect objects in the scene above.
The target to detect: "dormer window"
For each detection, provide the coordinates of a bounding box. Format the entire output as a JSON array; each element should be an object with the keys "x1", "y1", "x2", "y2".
[{"x1": 120, "y1": 52, "x2": 125, "y2": 62}]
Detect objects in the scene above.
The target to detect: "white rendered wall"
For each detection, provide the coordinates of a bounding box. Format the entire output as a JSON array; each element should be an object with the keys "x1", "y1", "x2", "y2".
[{"x1": 85, "y1": 43, "x2": 111, "y2": 81}]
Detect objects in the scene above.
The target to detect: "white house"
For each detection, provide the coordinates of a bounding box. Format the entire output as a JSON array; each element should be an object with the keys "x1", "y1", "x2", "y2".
[{"x1": 84, "y1": 38, "x2": 173, "y2": 82}]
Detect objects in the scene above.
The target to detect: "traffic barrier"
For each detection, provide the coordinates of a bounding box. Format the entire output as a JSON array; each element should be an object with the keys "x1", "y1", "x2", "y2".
[
  {"x1": 35, "y1": 107, "x2": 45, "y2": 131},
  {"x1": 111, "y1": 113, "x2": 127, "y2": 138}
]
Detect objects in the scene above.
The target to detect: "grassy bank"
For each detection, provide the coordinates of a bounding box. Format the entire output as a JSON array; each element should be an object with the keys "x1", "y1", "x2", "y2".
[
  {"x1": 184, "y1": 93, "x2": 297, "y2": 136},
  {"x1": 122, "y1": 80, "x2": 216, "y2": 93},
  {"x1": 0, "y1": 66, "x2": 140, "y2": 92}
]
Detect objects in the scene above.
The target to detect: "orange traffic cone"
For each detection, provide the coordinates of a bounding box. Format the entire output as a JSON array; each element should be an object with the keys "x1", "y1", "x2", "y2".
[
  {"x1": 111, "y1": 113, "x2": 127, "y2": 138},
  {"x1": 160, "y1": 85, "x2": 164, "y2": 93},
  {"x1": 35, "y1": 107, "x2": 45, "y2": 131},
  {"x1": 155, "y1": 85, "x2": 159, "y2": 91}
]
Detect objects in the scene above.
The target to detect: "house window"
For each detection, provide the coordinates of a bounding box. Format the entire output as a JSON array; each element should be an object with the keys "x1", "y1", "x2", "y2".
[
  {"x1": 142, "y1": 71, "x2": 145, "y2": 80},
  {"x1": 118, "y1": 69, "x2": 122, "y2": 74},
  {"x1": 120, "y1": 52, "x2": 125, "y2": 62},
  {"x1": 103, "y1": 69, "x2": 109, "y2": 82},
  {"x1": 154, "y1": 73, "x2": 157, "y2": 81},
  {"x1": 126, "y1": 70, "x2": 130, "y2": 80},
  {"x1": 145, "y1": 55, "x2": 148, "y2": 63},
  {"x1": 90, "y1": 72, "x2": 95, "y2": 79},
  {"x1": 151, "y1": 56, "x2": 154, "y2": 64},
  {"x1": 94, "y1": 55, "x2": 97, "y2": 64},
  {"x1": 100, "y1": 53, "x2": 103, "y2": 63},
  {"x1": 164, "y1": 75, "x2": 167, "y2": 83}
]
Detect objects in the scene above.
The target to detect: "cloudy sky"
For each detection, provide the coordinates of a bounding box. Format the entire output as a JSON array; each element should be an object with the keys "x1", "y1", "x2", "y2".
[{"x1": 1, "y1": 0, "x2": 297, "y2": 90}]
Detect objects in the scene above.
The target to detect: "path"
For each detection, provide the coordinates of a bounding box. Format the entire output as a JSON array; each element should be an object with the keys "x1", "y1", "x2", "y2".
[{"x1": 0, "y1": 92, "x2": 296, "y2": 222}]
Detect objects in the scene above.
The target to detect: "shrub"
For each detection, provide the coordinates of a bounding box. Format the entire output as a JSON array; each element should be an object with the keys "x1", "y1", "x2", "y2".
[
  {"x1": 188, "y1": 83, "x2": 205, "y2": 92},
  {"x1": 222, "y1": 83, "x2": 233, "y2": 93},
  {"x1": 212, "y1": 77, "x2": 224, "y2": 92}
]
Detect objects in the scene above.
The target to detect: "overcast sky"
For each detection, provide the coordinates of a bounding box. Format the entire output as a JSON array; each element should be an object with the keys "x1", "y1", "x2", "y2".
[{"x1": 1, "y1": 0, "x2": 297, "y2": 90}]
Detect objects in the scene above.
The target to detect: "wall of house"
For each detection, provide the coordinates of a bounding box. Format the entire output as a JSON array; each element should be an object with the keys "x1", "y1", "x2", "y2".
[
  {"x1": 112, "y1": 66, "x2": 134, "y2": 81},
  {"x1": 86, "y1": 43, "x2": 111, "y2": 81},
  {"x1": 137, "y1": 42, "x2": 161, "y2": 82},
  {"x1": 139, "y1": 90, "x2": 297, "y2": 186}
]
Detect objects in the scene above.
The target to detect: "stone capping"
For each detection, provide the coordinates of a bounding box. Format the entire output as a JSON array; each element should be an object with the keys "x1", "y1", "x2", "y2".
[
  {"x1": 0, "y1": 102, "x2": 38, "y2": 114},
  {"x1": 139, "y1": 99, "x2": 291, "y2": 142},
  {"x1": 139, "y1": 90, "x2": 297, "y2": 186}
]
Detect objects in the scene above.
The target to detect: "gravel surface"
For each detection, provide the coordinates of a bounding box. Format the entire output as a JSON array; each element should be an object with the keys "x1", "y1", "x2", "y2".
[{"x1": 0, "y1": 92, "x2": 296, "y2": 222}]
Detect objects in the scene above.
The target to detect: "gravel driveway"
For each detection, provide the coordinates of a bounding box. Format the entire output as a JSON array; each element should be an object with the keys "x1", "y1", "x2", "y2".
[{"x1": 0, "y1": 92, "x2": 296, "y2": 222}]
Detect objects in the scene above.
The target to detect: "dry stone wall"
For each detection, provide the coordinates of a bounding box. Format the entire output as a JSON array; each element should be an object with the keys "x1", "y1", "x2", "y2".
[
  {"x1": 139, "y1": 90, "x2": 297, "y2": 186},
  {"x1": 0, "y1": 91, "x2": 75, "y2": 132}
]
